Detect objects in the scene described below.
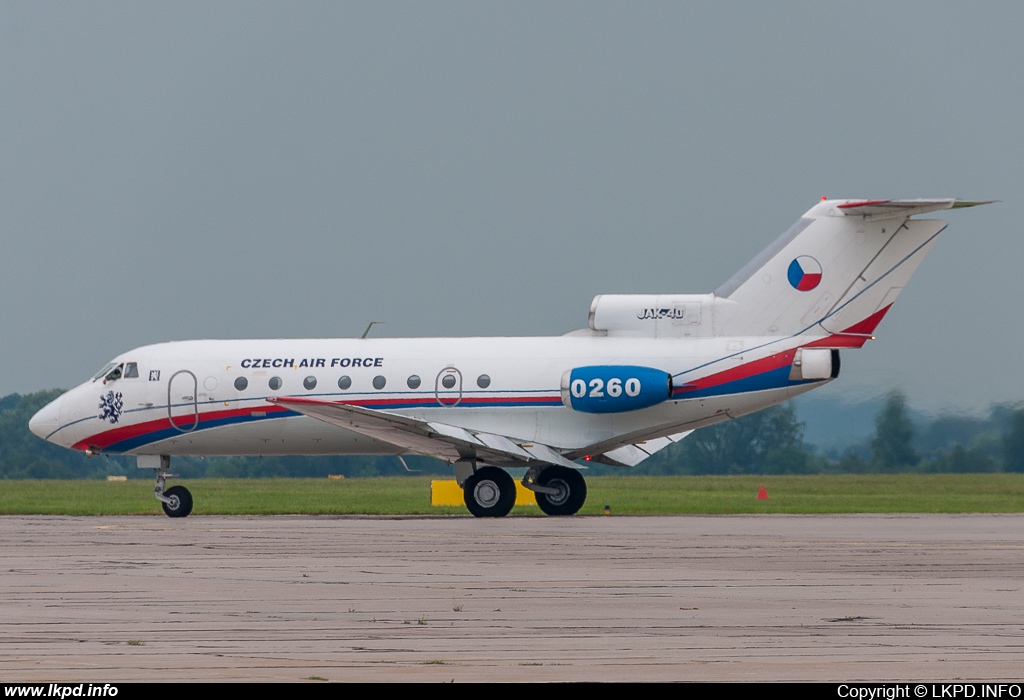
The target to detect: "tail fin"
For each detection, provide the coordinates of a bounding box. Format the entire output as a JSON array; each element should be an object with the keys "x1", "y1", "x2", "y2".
[{"x1": 712, "y1": 198, "x2": 992, "y2": 340}]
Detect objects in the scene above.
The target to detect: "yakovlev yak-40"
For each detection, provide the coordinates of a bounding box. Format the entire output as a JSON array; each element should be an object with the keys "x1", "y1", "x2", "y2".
[{"x1": 30, "y1": 198, "x2": 991, "y2": 517}]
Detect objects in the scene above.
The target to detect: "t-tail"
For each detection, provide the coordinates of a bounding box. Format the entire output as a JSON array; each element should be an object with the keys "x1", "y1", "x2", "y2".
[{"x1": 588, "y1": 198, "x2": 993, "y2": 345}]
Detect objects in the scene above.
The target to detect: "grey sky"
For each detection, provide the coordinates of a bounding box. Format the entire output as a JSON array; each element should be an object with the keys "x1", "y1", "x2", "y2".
[{"x1": 1, "y1": 2, "x2": 1018, "y2": 412}]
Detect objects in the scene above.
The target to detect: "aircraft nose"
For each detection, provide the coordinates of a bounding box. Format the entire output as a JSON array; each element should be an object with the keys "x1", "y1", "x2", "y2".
[{"x1": 29, "y1": 395, "x2": 62, "y2": 441}]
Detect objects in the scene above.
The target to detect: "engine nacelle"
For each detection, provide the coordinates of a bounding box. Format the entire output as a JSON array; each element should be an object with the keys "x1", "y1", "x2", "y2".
[
  {"x1": 560, "y1": 365, "x2": 673, "y2": 414},
  {"x1": 587, "y1": 293, "x2": 734, "y2": 338},
  {"x1": 789, "y1": 347, "x2": 840, "y2": 380}
]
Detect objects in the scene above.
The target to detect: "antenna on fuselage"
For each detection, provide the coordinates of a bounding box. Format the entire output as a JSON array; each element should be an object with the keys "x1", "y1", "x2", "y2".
[{"x1": 360, "y1": 321, "x2": 384, "y2": 339}]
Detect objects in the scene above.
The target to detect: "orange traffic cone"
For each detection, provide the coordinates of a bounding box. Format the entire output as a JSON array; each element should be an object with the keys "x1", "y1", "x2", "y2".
[{"x1": 756, "y1": 485, "x2": 769, "y2": 501}]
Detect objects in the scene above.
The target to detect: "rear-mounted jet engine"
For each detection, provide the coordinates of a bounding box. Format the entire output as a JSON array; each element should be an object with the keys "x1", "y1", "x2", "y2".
[{"x1": 560, "y1": 365, "x2": 672, "y2": 413}]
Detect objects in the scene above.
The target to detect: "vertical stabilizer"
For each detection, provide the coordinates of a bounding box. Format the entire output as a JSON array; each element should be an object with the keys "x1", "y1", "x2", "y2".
[{"x1": 712, "y1": 198, "x2": 987, "y2": 338}]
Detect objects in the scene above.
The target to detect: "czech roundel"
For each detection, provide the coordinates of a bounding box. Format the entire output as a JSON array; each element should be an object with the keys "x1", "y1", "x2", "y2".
[{"x1": 787, "y1": 256, "x2": 822, "y2": 292}]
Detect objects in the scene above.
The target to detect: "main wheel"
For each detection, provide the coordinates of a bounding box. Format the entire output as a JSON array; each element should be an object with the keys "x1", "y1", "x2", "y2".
[
  {"x1": 535, "y1": 466, "x2": 586, "y2": 516},
  {"x1": 463, "y1": 467, "x2": 516, "y2": 518},
  {"x1": 162, "y1": 485, "x2": 193, "y2": 518}
]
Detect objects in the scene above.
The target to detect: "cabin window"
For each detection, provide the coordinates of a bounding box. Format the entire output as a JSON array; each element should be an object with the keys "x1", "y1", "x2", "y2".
[
  {"x1": 407, "y1": 375, "x2": 421, "y2": 389},
  {"x1": 338, "y1": 376, "x2": 352, "y2": 390},
  {"x1": 269, "y1": 376, "x2": 282, "y2": 391},
  {"x1": 303, "y1": 376, "x2": 317, "y2": 390},
  {"x1": 441, "y1": 374, "x2": 457, "y2": 389},
  {"x1": 234, "y1": 377, "x2": 248, "y2": 391},
  {"x1": 477, "y1": 374, "x2": 491, "y2": 389},
  {"x1": 372, "y1": 375, "x2": 386, "y2": 390},
  {"x1": 124, "y1": 363, "x2": 139, "y2": 379}
]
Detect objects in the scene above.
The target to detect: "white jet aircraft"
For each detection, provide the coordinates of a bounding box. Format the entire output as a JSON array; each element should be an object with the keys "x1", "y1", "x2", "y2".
[{"x1": 30, "y1": 198, "x2": 990, "y2": 518}]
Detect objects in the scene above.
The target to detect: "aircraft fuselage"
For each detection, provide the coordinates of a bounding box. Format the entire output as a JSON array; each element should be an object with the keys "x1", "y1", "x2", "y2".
[{"x1": 32, "y1": 334, "x2": 827, "y2": 459}]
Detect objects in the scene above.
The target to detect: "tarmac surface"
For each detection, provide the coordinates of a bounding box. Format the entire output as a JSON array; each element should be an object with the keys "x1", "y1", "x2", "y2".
[{"x1": 1, "y1": 514, "x2": 1023, "y2": 682}]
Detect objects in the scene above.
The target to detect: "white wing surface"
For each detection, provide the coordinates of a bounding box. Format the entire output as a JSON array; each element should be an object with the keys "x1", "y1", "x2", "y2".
[
  {"x1": 273, "y1": 396, "x2": 691, "y2": 470},
  {"x1": 594, "y1": 431, "x2": 692, "y2": 467},
  {"x1": 268, "y1": 397, "x2": 579, "y2": 469}
]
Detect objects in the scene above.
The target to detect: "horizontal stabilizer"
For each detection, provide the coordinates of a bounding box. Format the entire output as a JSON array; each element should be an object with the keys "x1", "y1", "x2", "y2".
[{"x1": 837, "y1": 198, "x2": 995, "y2": 221}]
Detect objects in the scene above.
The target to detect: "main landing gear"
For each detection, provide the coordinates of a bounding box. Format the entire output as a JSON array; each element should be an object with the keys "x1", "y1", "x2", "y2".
[
  {"x1": 463, "y1": 467, "x2": 517, "y2": 518},
  {"x1": 137, "y1": 455, "x2": 193, "y2": 518},
  {"x1": 456, "y1": 460, "x2": 587, "y2": 518},
  {"x1": 531, "y1": 465, "x2": 587, "y2": 516}
]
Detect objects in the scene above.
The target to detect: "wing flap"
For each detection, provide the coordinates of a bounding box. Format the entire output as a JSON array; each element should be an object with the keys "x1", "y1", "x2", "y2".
[
  {"x1": 473, "y1": 431, "x2": 535, "y2": 461},
  {"x1": 427, "y1": 422, "x2": 484, "y2": 446},
  {"x1": 521, "y1": 442, "x2": 582, "y2": 470},
  {"x1": 596, "y1": 430, "x2": 692, "y2": 467}
]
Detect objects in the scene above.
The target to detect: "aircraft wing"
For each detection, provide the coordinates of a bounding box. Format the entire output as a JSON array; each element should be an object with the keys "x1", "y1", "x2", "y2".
[{"x1": 267, "y1": 397, "x2": 580, "y2": 469}]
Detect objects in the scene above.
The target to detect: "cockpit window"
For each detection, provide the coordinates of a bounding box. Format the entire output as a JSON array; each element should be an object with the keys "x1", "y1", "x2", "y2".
[
  {"x1": 123, "y1": 363, "x2": 139, "y2": 379},
  {"x1": 91, "y1": 362, "x2": 118, "y2": 382},
  {"x1": 103, "y1": 364, "x2": 123, "y2": 383}
]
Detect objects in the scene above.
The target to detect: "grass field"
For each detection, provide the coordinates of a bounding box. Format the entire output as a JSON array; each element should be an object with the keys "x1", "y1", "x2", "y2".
[{"x1": 1, "y1": 474, "x2": 1022, "y2": 516}]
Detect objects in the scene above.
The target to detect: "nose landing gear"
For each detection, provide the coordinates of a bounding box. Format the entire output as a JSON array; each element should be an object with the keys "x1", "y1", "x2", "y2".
[{"x1": 138, "y1": 455, "x2": 193, "y2": 518}]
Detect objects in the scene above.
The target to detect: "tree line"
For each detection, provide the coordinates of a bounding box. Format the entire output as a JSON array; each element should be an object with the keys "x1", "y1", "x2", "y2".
[
  {"x1": 3, "y1": 389, "x2": 1024, "y2": 479},
  {"x1": 630, "y1": 392, "x2": 1024, "y2": 475}
]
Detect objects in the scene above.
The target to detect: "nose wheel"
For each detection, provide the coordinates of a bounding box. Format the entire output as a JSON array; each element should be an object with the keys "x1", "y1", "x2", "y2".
[
  {"x1": 161, "y1": 484, "x2": 193, "y2": 518},
  {"x1": 138, "y1": 455, "x2": 193, "y2": 518}
]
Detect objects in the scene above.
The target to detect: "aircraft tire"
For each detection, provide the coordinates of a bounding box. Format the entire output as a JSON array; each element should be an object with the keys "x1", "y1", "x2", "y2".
[
  {"x1": 161, "y1": 485, "x2": 193, "y2": 518},
  {"x1": 535, "y1": 466, "x2": 586, "y2": 516},
  {"x1": 463, "y1": 467, "x2": 516, "y2": 518}
]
